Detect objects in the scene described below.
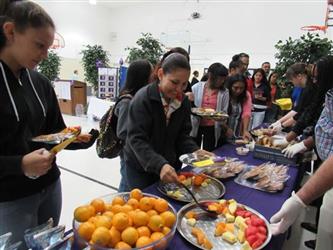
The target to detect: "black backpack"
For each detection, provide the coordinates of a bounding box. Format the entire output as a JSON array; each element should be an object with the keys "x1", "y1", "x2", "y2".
[{"x1": 96, "y1": 95, "x2": 132, "y2": 158}]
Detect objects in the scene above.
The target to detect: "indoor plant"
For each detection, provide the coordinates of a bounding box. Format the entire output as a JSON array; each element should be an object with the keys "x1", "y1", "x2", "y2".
[{"x1": 37, "y1": 50, "x2": 61, "y2": 81}]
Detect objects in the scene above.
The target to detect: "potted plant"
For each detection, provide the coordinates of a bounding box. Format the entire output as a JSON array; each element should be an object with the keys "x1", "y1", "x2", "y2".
[
  {"x1": 126, "y1": 33, "x2": 164, "y2": 65},
  {"x1": 37, "y1": 50, "x2": 61, "y2": 82},
  {"x1": 81, "y1": 45, "x2": 109, "y2": 92}
]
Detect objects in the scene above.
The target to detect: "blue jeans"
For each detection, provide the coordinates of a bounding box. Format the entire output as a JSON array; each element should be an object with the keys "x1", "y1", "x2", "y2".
[
  {"x1": 0, "y1": 178, "x2": 62, "y2": 250},
  {"x1": 118, "y1": 155, "x2": 130, "y2": 192}
]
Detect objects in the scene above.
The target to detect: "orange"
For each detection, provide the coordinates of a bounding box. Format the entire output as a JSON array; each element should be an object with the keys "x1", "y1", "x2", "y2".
[
  {"x1": 91, "y1": 227, "x2": 111, "y2": 247},
  {"x1": 77, "y1": 221, "x2": 96, "y2": 241},
  {"x1": 112, "y1": 212, "x2": 130, "y2": 231},
  {"x1": 148, "y1": 215, "x2": 164, "y2": 232},
  {"x1": 154, "y1": 198, "x2": 169, "y2": 213},
  {"x1": 178, "y1": 174, "x2": 186, "y2": 182},
  {"x1": 109, "y1": 226, "x2": 121, "y2": 248},
  {"x1": 122, "y1": 204, "x2": 134, "y2": 213},
  {"x1": 137, "y1": 226, "x2": 151, "y2": 237},
  {"x1": 90, "y1": 198, "x2": 105, "y2": 214},
  {"x1": 114, "y1": 241, "x2": 131, "y2": 249},
  {"x1": 193, "y1": 175, "x2": 205, "y2": 186},
  {"x1": 160, "y1": 211, "x2": 176, "y2": 228},
  {"x1": 133, "y1": 211, "x2": 149, "y2": 227},
  {"x1": 105, "y1": 203, "x2": 113, "y2": 212},
  {"x1": 112, "y1": 196, "x2": 126, "y2": 206},
  {"x1": 94, "y1": 215, "x2": 112, "y2": 229},
  {"x1": 127, "y1": 198, "x2": 139, "y2": 209},
  {"x1": 74, "y1": 205, "x2": 95, "y2": 222},
  {"x1": 162, "y1": 226, "x2": 171, "y2": 235},
  {"x1": 136, "y1": 236, "x2": 153, "y2": 248},
  {"x1": 150, "y1": 232, "x2": 166, "y2": 249},
  {"x1": 130, "y1": 188, "x2": 143, "y2": 201},
  {"x1": 147, "y1": 210, "x2": 158, "y2": 217},
  {"x1": 150, "y1": 231, "x2": 164, "y2": 241},
  {"x1": 103, "y1": 211, "x2": 114, "y2": 220},
  {"x1": 121, "y1": 226, "x2": 139, "y2": 246},
  {"x1": 139, "y1": 197, "x2": 154, "y2": 212},
  {"x1": 111, "y1": 204, "x2": 124, "y2": 214},
  {"x1": 88, "y1": 216, "x2": 98, "y2": 224}
]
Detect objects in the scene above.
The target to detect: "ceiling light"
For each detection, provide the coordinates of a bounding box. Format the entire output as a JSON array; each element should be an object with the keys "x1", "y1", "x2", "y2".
[{"x1": 89, "y1": 0, "x2": 97, "y2": 5}]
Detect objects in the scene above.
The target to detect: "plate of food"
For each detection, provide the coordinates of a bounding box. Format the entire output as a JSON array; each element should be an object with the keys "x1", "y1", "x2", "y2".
[
  {"x1": 157, "y1": 173, "x2": 225, "y2": 203},
  {"x1": 177, "y1": 199, "x2": 271, "y2": 250},
  {"x1": 196, "y1": 160, "x2": 246, "y2": 179},
  {"x1": 234, "y1": 162, "x2": 290, "y2": 192},
  {"x1": 32, "y1": 126, "x2": 81, "y2": 144},
  {"x1": 191, "y1": 108, "x2": 229, "y2": 120}
]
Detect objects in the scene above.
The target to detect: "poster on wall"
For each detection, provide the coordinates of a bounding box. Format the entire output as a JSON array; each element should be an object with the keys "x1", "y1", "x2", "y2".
[
  {"x1": 54, "y1": 81, "x2": 71, "y2": 100},
  {"x1": 98, "y1": 67, "x2": 119, "y2": 100}
]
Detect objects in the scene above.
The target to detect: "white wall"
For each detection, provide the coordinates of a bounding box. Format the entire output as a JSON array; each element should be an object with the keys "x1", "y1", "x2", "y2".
[{"x1": 38, "y1": 1, "x2": 328, "y2": 76}]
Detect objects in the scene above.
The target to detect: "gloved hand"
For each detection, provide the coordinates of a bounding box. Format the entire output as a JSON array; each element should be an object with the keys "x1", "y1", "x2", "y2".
[
  {"x1": 282, "y1": 141, "x2": 307, "y2": 158},
  {"x1": 273, "y1": 137, "x2": 289, "y2": 147},
  {"x1": 269, "y1": 120, "x2": 282, "y2": 132},
  {"x1": 270, "y1": 191, "x2": 307, "y2": 235}
]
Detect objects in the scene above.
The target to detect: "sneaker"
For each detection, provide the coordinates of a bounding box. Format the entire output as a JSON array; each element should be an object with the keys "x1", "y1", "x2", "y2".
[
  {"x1": 300, "y1": 222, "x2": 317, "y2": 234},
  {"x1": 304, "y1": 240, "x2": 316, "y2": 249}
]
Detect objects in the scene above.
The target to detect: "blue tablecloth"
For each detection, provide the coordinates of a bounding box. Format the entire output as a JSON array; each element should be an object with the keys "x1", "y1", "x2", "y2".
[{"x1": 143, "y1": 143, "x2": 300, "y2": 250}]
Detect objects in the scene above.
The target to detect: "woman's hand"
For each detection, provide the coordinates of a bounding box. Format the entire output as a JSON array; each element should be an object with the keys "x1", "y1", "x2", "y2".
[
  {"x1": 160, "y1": 164, "x2": 178, "y2": 183},
  {"x1": 184, "y1": 92, "x2": 194, "y2": 102},
  {"x1": 21, "y1": 149, "x2": 55, "y2": 178},
  {"x1": 75, "y1": 133, "x2": 92, "y2": 143},
  {"x1": 242, "y1": 131, "x2": 252, "y2": 141},
  {"x1": 193, "y1": 149, "x2": 215, "y2": 157}
]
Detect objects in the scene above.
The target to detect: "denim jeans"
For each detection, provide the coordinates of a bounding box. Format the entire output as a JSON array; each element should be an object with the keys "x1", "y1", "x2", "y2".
[
  {"x1": 0, "y1": 178, "x2": 62, "y2": 250},
  {"x1": 118, "y1": 154, "x2": 130, "y2": 192}
]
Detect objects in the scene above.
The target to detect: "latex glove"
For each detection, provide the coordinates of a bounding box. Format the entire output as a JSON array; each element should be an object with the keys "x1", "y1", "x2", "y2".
[
  {"x1": 273, "y1": 137, "x2": 289, "y2": 147},
  {"x1": 282, "y1": 141, "x2": 307, "y2": 158},
  {"x1": 270, "y1": 191, "x2": 307, "y2": 235},
  {"x1": 269, "y1": 120, "x2": 282, "y2": 132}
]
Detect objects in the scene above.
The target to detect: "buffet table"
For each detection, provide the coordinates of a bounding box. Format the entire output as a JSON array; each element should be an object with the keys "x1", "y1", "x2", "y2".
[{"x1": 143, "y1": 143, "x2": 300, "y2": 250}]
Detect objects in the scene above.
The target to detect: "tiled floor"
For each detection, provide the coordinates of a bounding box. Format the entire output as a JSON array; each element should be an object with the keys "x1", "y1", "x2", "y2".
[{"x1": 58, "y1": 114, "x2": 317, "y2": 250}]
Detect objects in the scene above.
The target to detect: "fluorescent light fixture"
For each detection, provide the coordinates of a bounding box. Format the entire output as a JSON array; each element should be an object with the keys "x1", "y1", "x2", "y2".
[{"x1": 89, "y1": 0, "x2": 97, "y2": 5}]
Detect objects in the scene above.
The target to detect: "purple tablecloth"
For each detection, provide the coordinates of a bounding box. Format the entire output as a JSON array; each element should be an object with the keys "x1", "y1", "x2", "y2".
[{"x1": 143, "y1": 143, "x2": 300, "y2": 250}]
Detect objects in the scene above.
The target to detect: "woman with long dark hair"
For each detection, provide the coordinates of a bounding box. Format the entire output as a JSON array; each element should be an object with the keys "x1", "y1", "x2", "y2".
[
  {"x1": 114, "y1": 59, "x2": 153, "y2": 191},
  {"x1": 222, "y1": 74, "x2": 252, "y2": 140}
]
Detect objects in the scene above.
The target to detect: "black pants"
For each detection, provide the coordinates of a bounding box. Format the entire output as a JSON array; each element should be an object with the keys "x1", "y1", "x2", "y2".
[{"x1": 194, "y1": 126, "x2": 216, "y2": 151}]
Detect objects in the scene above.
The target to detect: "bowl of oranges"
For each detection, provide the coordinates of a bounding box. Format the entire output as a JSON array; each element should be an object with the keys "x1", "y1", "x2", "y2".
[{"x1": 73, "y1": 189, "x2": 177, "y2": 250}]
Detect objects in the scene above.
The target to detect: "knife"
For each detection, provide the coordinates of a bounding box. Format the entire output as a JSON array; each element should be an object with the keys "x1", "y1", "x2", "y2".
[{"x1": 50, "y1": 134, "x2": 78, "y2": 154}]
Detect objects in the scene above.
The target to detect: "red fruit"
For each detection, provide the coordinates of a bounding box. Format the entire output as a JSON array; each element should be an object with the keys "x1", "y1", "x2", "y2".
[
  {"x1": 251, "y1": 217, "x2": 265, "y2": 227},
  {"x1": 245, "y1": 226, "x2": 258, "y2": 237},
  {"x1": 252, "y1": 239, "x2": 264, "y2": 248},
  {"x1": 181, "y1": 172, "x2": 194, "y2": 177},
  {"x1": 245, "y1": 218, "x2": 251, "y2": 225},
  {"x1": 235, "y1": 208, "x2": 246, "y2": 217},
  {"x1": 244, "y1": 211, "x2": 253, "y2": 218},
  {"x1": 247, "y1": 235, "x2": 258, "y2": 246},
  {"x1": 256, "y1": 232, "x2": 267, "y2": 242},
  {"x1": 258, "y1": 226, "x2": 267, "y2": 235}
]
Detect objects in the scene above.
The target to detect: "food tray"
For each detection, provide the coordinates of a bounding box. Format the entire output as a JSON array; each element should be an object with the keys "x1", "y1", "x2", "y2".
[
  {"x1": 157, "y1": 175, "x2": 225, "y2": 202},
  {"x1": 177, "y1": 200, "x2": 272, "y2": 250},
  {"x1": 179, "y1": 153, "x2": 229, "y2": 168},
  {"x1": 234, "y1": 163, "x2": 290, "y2": 193},
  {"x1": 32, "y1": 127, "x2": 80, "y2": 144},
  {"x1": 191, "y1": 108, "x2": 229, "y2": 120},
  {"x1": 253, "y1": 145, "x2": 299, "y2": 165},
  {"x1": 195, "y1": 160, "x2": 246, "y2": 179}
]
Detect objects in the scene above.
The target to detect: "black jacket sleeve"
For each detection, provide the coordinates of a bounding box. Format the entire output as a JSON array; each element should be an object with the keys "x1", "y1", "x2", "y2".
[
  {"x1": 176, "y1": 99, "x2": 200, "y2": 155},
  {"x1": 126, "y1": 92, "x2": 168, "y2": 176}
]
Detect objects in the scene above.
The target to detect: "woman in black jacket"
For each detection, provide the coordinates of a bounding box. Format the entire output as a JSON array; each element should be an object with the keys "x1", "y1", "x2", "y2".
[
  {"x1": 123, "y1": 53, "x2": 212, "y2": 189},
  {"x1": 0, "y1": 1, "x2": 96, "y2": 247}
]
